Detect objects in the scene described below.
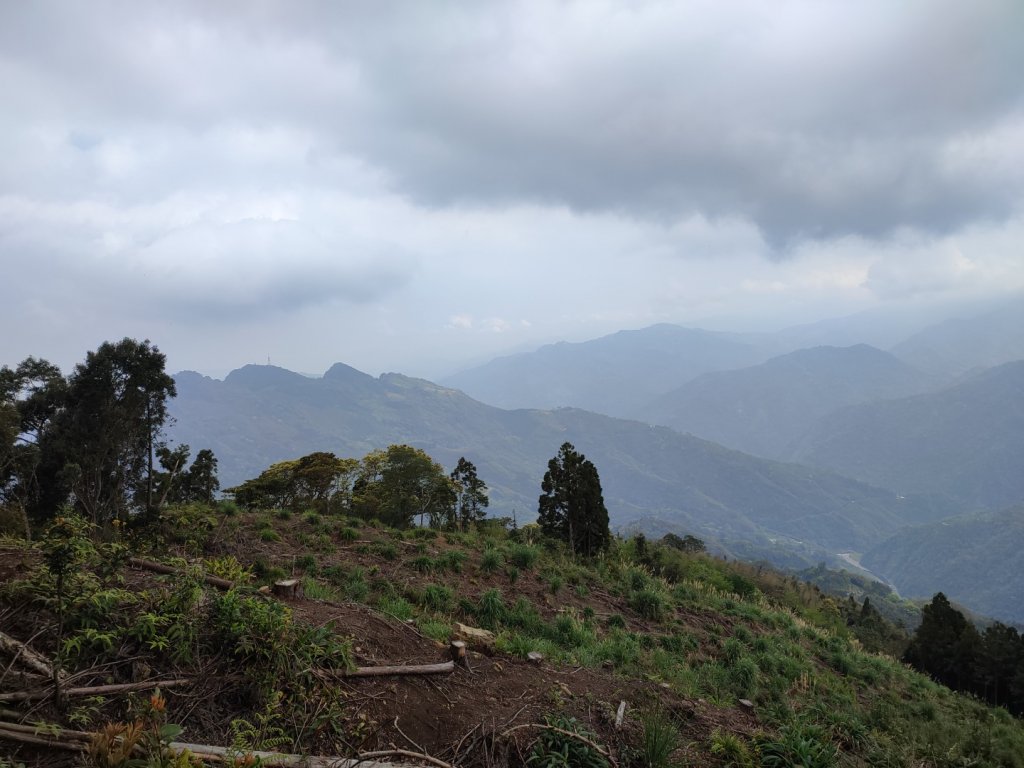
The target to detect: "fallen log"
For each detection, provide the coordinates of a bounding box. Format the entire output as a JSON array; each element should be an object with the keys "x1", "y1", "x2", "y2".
[
  {"x1": 0, "y1": 677, "x2": 197, "y2": 703},
  {"x1": 170, "y1": 742, "x2": 410, "y2": 767},
  {"x1": 128, "y1": 558, "x2": 235, "y2": 590},
  {"x1": 0, "y1": 630, "x2": 62, "y2": 680},
  {"x1": 0, "y1": 725, "x2": 85, "y2": 751},
  {"x1": 0, "y1": 722, "x2": 405, "y2": 767},
  {"x1": 0, "y1": 659, "x2": 455, "y2": 703},
  {"x1": 343, "y1": 660, "x2": 455, "y2": 678}
]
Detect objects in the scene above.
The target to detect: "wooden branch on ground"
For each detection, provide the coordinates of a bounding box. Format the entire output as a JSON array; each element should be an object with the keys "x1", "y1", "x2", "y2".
[
  {"x1": 128, "y1": 558, "x2": 235, "y2": 590},
  {"x1": 0, "y1": 677, "x2": 198, "y2": 703},
  {"x1": 0, "y1": 630, "x2": 63, "y2": 680},
  {"x1": 359, "y1": 748, "x2": 457, "y2": 768},
  {"x1": 1, "y1": 658, "x2": 454, "y2": 703},
  {"x1": 342, "y1": 660, "x2": 455, "y2": 678},
  {"x1": 0, "y1": 724, "x2": 86, "y2": 751},
  {"x1": 0, "y1": 722, "x2": 408, "y2": 767}
]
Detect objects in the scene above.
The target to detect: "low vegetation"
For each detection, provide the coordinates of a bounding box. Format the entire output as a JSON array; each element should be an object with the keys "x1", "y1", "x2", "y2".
[{"x1": 2, "y1": 500, "x2": 1023, "y2": 767}]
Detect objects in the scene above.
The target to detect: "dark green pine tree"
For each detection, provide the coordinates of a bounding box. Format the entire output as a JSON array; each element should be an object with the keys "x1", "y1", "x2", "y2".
[
  {"x1": 450, "y1": 457, "x2": 489, "y2": 531},
  {"x1": 538, "y1": 442, "x2": 610, "y2": 557},
  {"x1": 903, "y1": 592, "x2": 981, "y2": 692}
]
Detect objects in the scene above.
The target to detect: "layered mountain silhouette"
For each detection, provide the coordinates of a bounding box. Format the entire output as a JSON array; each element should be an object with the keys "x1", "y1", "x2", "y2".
[
  {"x1": 789, "y1": 361, "x2": 1024, "y2": 509},
  {"x1": 641, "y1": 345, "x2": 936, "y2": 459},
  {"x1": 891, "y1": 300, "x2": 1024, "y2": 380},
  {"x1": 168, "y1": 363, "x2": 948, "y2": 559},
  {"x1": 441, "y1": 324, "x2": 781, "y2": 417}
]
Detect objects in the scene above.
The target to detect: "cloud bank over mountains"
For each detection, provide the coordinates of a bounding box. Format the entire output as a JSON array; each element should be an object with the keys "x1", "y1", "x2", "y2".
[{"x1": 1, "y1": 1, "x2": 1022, "y2": 376}]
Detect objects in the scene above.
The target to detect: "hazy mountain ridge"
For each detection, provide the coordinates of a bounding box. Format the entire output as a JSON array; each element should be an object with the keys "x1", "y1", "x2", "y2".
[
  {"x1": 168, "y1": 363, "x2": 948, "y2": 560},
  {"x1": 640, "y1": 344, "x2": 936, "y2": 459},
  {"x1": 441, "y1": 324, "x2": 780, "y2": 416},
  {"x1": 788, "y1": 360, "x2": 1024, "y2": 509},
  {"x1": 890, "y1": 301, "x2": 1024, "y2": 380},
  {"x1": 863, "y1": 505, "x2": 1024, "y2": 624}
]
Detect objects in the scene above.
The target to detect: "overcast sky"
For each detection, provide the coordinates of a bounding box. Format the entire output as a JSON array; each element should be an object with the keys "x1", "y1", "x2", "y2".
[{"x1": 2, "y1": 0, "x2": 1022, "y2": 379}]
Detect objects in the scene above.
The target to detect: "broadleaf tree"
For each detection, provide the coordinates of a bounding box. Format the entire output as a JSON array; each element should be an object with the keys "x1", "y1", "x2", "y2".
[
  {"x1": 34, "y1": 338, "x2": 177, "y2": 525},
  {"x1": 538, "y1": 442, "x2": 610, "y2": 557}
]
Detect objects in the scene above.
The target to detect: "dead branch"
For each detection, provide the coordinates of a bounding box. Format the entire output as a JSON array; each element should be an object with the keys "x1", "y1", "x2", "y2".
[
  {"x1": 0, "y1": 677, "x2": 198, "y2": 703},
  {"x1": 0, "y1": 630, "x2": 62, "y2": 680},
  {"x1": 358, "y1": 748, "x2": 457, "y2": 768},
  {"x1": 128, "y1": 557, "x2": 235, "y2": 590},
  {"x1": 0, "y1": 722, "x2": 405, "y2": 767},
  {"x1": 343, "y1": 660, "x2": 455, "y2": 678},
  {"x1": 0, "y1": 725, "x2": 86, "y2": 751}
]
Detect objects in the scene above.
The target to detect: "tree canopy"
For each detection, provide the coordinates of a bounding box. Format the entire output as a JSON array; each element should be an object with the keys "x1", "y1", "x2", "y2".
[{"x1": 1, "y1": 339, "x2": 220, "y2": 529}]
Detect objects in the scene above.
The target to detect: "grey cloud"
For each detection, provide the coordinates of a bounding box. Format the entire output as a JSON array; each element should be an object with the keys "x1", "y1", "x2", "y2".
[{"x1": 3, "y1": 1, "x2": 1021, "y2": 245}]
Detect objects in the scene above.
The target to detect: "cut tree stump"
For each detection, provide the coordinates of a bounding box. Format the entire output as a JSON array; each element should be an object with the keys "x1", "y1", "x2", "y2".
[
  {"x1": 273, "y1": 579, "x2": 304, "y2": 600},
  {"x1": 449, "y1": 640, "x2": 468, "y2": 668}
]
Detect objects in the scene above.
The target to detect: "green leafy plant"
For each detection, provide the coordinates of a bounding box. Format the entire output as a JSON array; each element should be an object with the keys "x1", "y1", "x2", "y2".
[
  {"x1": 638, "y1": 711, "x2": 679, "y2": 768},
  {"x1": 527, "y1": 715, "x2": 609, "y2": 768}
]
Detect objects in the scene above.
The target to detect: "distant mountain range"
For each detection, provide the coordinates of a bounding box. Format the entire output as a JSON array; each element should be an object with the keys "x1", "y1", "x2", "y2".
[
  {"x1": 863, "y1": 505, "x2": 1024, "y2": 624},
  {"x1": 167, "y1": 297, "x2": 1024, "y2": 620},
  {"x1": 640, "y1": 344, "x2": 936, "y2": 459},
  {"x1": 789, "y1": 360, "x2": 1024, "y2": 510},
  {"x1": 441, "y1": 297, "x2": 1023, "y2": 424},
  {"x1": 890, "y1": 301, "x2": 1024, "y2": 380},
  {"x1": 441, "y1": 324, "x2": 782, "y2": 417},
  {"x1": 168, "y1": 363, "x2": 949, "y2": 562}
]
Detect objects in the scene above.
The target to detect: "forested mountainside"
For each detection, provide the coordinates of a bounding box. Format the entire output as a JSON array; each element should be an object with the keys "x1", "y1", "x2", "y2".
[
  {"x1": 640, "y1": 345, "x2": 935, "y2": 459},
  {"x1": 788, "y1": 360, "x2": 1024, "y2": 509},
  {"x1": 863, "y1": 505, "x2": 1024, "y2": 624},
  {"x1": 168, "y1": 363, "x2": 950, "y2": 563}
]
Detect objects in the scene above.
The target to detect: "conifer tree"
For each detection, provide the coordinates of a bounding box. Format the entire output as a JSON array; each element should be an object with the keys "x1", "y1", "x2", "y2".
[
  {"x1": 538, "y1": 442, "x2": 610, "y2": 557},
  {"x1": 450, "y1": 457, "x2": 489, "y2": 531}
]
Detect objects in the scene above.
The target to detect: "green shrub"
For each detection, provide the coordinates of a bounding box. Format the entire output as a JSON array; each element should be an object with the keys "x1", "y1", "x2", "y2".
[
  {"x1": 480, "y1": 548, "x2": 503, "y2": 573},
  {"x1": 374, "y1": 542, "x2": 398, "y2": 561},
  {"x1": 508, "y1": 544, "x2": 540, "y2": 570},
  {"x1": 606, "y1": 614, "x2": 626, "y2": 629},
  {"x1": 295, "y1": 554, "x2": 317, "y2": 573},
  {"x1": 709, "y1": 729, "x2": 753, "y2": 767},
  {"x1": 439, "y1": 550, "x2": 467, "y2": 573},
  {"x1": 410, "y1": 555, "x2": 436, "y2": 573},
  {"x1": 275, "y1": 508, "x2": 292, "y2": 520},
  {"x1": 630, "y1": 588, "x2": 669, "y2": 621},
  {"x1": 639, "y1": 711, "x2": 678, "y2": 768},
  {"x1": 338, "y1": 527, "x2": 359, "y2": 542},
  {"x1": 344, "y1": 568, "x2": 369, "y2": 602},
  {"x1": 476, "y1": 588, "x2": 506, "y2": 628},
  {"x1": 529, "y1": 715, "x2": 608, "y2": 768},
  {"x1": 754, "y1": 724, "x2": 838, "y2": 768},
  {"x1": 217, "y1": 499, "x2": 239, "y2": 516},
  {"x1": 378, "y1": 596, "x2": 414, "y2": 621},
  {"x1": 417, "y1": 616, "x2": 451, "y2": 642},
  {"x1": 422, "y1": 584, "x2": 454, "y2": 613}
]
